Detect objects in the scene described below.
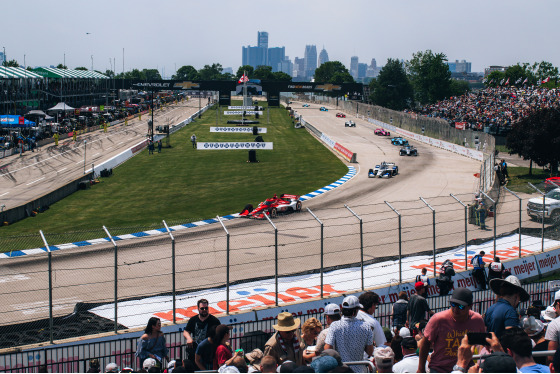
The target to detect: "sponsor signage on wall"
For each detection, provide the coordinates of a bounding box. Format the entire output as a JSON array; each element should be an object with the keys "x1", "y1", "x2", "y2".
[
  {"x1": 197, "y1": 142, "x2": 273, "y2": 150},
  {"x1": 224, "y1": 111, "x2": 263, "y2": 115},
  {"x1": 228, "y1": 106, "x2": 263, "y2": 110},
  {"x1": 210, "y1": 127, "x2": 267, "y2": 133}
]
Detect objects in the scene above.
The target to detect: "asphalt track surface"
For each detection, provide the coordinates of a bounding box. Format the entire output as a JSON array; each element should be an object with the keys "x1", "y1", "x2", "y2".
[{"x1": 0, "y1": 101, "x2": 546, "y2": 333}]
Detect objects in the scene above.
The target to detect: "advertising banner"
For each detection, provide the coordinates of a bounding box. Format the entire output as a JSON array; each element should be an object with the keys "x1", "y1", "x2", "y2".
[
  {"x1": 320, "y1": 133, "x2": 336, "y2": 149},
  {"x1": 210, "y1": 127, "x2": 267, "y2": 133},
  {"x1": 228, "y1": 106, "x2": 263, "y2": 110},
  {"x1": 197, "y1": 142, "x2": 273, "y2": 150},
  {"x1": 334, "y1": 142, "x2": 355, "y2": 163},
  {"x1": 224, "y1": 111, "x2": 263, "y2": 115}
]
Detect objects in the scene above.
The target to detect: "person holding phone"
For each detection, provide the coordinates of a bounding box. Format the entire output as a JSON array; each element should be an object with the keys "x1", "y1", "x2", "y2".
[{"x1": 417, "y1": 288, "x2": 485, "y2": 373}]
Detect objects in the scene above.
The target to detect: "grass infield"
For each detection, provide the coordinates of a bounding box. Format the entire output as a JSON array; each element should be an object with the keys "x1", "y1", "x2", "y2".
[
  {"x1": 0, "y1": 102, "x2": 348, "y2": 251},
  {"x1": 505, "y1": 166, "x2": 554, "y2": 194}
]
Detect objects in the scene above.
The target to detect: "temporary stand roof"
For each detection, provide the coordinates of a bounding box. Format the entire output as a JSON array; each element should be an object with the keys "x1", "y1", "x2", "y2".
[
  {"x1": 33, "y1": 67, "x2": 109, "y2": 79},
  {"x1": 0, "y1": 66, "x2": 43, "y2": 79},
  {"x1": 47, "y1": 102, "x2": 75, "y2": 112}
]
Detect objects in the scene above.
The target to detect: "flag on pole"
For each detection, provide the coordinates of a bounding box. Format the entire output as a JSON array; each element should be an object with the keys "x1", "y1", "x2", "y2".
[
  {"x1": 542, "y1": 77, "x2": 550, "y2": 84},
  {"x1": 238, "y1": 74, "x2": 249, "y2": 84},
  {"x1": 523, "y1": 77, "x2": 528, "y2": 85},
  {"x1": 500, "y1": 78, "x2": 505, "y2": 85},
  {"x1": 505, "y1": 78, "x2": 510, "y2": 85},
  {"x1": 515, "y1": 77, "x2": 522, "y2": 85}
]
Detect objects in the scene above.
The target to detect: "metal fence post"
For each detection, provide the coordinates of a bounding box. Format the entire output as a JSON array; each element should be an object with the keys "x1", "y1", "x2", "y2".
[
  {"x1": 504, "y1": 188, "x2": 522, "y2": 258},
  {"x1": 307, "y1": 208, "x2": 324, "y2": 298},
  {"x1": 39, "y1": 230, "x2": 54, "y2": 344},
  {"x1": 345, "y1": 205, "x2": 364, "y2": 291},
  {"x1": 385, "y1": 202, "x2": 402, "y2": 284},
  {"x1": 528, "y1": 183, "x2": 545, "y2": 252},
  {"x1": 217, "y1": 216, "x2": 230, "y2": 314},
  {"x1": 479, "y1": 191, "x2": 497, "y2": 257},
  {"x1": 450, "y1": 194, "x2": 469, "y2": 269},
  {"x1": 103, "y1": 226, "x2": 118, "y2": 333},
  {"x1": 263, "y1": 213, "x2": 279, "y2": 305},
  {"x1": 420, "y1": 197, "x2": 437, "y2": 276},
  {"x1": 163, "y1": 220, "x2": 176, "y2": 324}
]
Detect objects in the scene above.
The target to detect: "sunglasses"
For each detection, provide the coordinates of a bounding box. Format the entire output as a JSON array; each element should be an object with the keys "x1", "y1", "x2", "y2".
[
  {"x1": 450, "y1": 302, "x2": 466, "y2": 310},
  {"x1": 199, "y1": 307, "x2": 209, "y2": 311}
]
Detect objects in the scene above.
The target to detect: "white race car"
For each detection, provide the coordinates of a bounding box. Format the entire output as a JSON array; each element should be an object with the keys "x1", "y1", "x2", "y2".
[
  {"x1": 368, "y1": 162, "x2": 399, "y2": 178},
  {"x1": 345, "y1": 121, "x2": 356, "y2": 127}
]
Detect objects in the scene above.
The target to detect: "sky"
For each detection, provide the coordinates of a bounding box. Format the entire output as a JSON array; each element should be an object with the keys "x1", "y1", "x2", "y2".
[{"x1": 3, "y1": 0, "x2": 560, "y2": 77}]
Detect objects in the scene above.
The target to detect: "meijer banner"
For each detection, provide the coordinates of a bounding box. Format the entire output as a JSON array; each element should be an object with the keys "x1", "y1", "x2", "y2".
[
  {"x1": 197, "y1": 142, "x2": 273, "y2": 150},
  {"x1": 210, "y1": 127, "x2": 267, "y2": 133}
]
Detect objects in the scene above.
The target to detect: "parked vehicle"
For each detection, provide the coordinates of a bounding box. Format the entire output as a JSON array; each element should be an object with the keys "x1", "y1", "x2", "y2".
[{"x1": 527, "y1": 188, "x2": 560, "y2": 224}]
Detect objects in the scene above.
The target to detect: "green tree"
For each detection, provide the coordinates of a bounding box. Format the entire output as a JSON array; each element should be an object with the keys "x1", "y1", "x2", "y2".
[
  {"x1": 56, "y1": 63, "x2": 67, "y2": 69},
  {"x1": 236, "y1": 65, "x2": 254, "y2": 79},
  {"x1": 124, "y1": 69, "x2": 145, "y2": 80},
  {"x1": 506, "y1": 108, "x2": 560, "y2": 175},
  {"x1": 198, "y1": 63, "x2": 223, "y2": 80},
  {"x1": 272, "y1": 71, "x2": 292, "y2": 82},
  {"x1": 2, "y1": 59, "x2": 19, "y2": 67},
  {"x1": 485, "y1": 71, "x2": 505, "y2": 87},
  {"x1": 104, "y1": 69, "x2": 115, "y2": 78},
  {"x1": 531, "y1": 61, "x2": 559, "y2": 82},
  {"x1": 449, "y1": 80, "x2": 470, "y2": 97},
  {"x1": 75, "y1": 67, "x2": 88, "y2": 71},
  {"x1": 143, "y1": 69, "x2": 162, "y2": 80},
  {"x1": 253, "y1": 66, "x2": 274, "y2": 80},
  {"x1": 408, "y1": 50, "x2": 452, "y2": 105},
  {"x1": 173, "y1": 65, "x2": 199, "y2": 80},
  {"x1": 368, "y1": 58, "x2": 413, "y2": 110},
  {"x1": 313, "y1": 61, "x2": 354, "y2": 84}
]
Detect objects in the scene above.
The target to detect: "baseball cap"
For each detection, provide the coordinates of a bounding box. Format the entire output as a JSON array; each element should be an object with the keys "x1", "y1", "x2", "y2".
[
  {"x1": 480, "y1": 352, "x2": 517, "y2": 373},
  {"x1": 323, "y1": 303, "x2": 341, "y2": 316},
  {"x1": 555, "y1": 290, "x2": 560, "y2": 303},
  {"x1": 105, "y1": 363, "x2": 118, "y2": 373},
  {"x1": 319, "y1": 349, "x2": 343, "y2": 367},
  {"x1": 401, "y1": 336, "x2": 418, "y2": 350},
  {"x1": 399, "y1": 327, "x2": 411, "y2": 338},
  {"x1": 341, "y1": 295, "x2": 363, "y2": 309},
  {"x1": 373, "y1": 347, "x2": 395, "y2": 370},
  {"x1": 450, "y1": 287, "x2": 473, "y2": 306},
  {"x1": 310, "y1": 356, "x2": 338, "y2": 373},
  {"x1": 415, "y1": 281, "x2": 426, "y2": 290},
  {"x1": 143, "y1": 358, "x2": 157, "y2": 370}
]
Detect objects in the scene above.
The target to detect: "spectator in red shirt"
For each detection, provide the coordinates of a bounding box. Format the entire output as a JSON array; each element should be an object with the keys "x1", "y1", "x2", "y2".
[
  {"x1": 212, "y1": 324, "x2": 243, "y2": 370},
  {"x1": 417, "y1": 287, "x2": 486, "y2": 373}
]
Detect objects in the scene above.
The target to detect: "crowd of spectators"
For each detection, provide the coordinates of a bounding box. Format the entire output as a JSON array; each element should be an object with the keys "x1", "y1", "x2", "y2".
[
  {"x1": 83, "y1": 277, "x2": 560, "y2": 373},
  {"x1": 406, "y1": 86, "x2": 560, "y2": 133}
]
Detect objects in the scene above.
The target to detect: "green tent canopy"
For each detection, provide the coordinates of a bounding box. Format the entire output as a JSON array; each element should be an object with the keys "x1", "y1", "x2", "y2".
[
  {"x1": 32, "y1": 67, "x2": 109, "y2": 79},
  {"x1": 0, "y1": 66, "x2": 43, "y2": 79}
]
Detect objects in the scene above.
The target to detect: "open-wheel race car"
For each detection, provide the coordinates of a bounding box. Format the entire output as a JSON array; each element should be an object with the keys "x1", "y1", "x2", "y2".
[
  {"x1": 391, "y1": 137, "x2": 409, "y2": 146},
  {"x1": 368, "y1": 162, "x2": 399, "y2": 178},
  {"x1": 374, "y1": 128, "x2": 391, "y2": 136},
  {"x1": 240, "y1": 194, "x2": 302, "y2": 219},
  {"x1": 336, "y1": 112, "x2": 346, "y2": 118},
  {"x1": 302, "y1": 104, "x2": 310, "y2": 107},
  {"x1": 320, "y1": 107, "x2": 328, "y2": 111},
  {"x1": 345, "y1": 121, "x2": 356, "y2": 127},
  {"x1": 399, "y1": 145, "x2": 418, "y2": 156}
]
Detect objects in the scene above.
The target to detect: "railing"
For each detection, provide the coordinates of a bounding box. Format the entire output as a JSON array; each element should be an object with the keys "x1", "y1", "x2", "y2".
[{"x1": 0, "y1": 280, "x2": 556, "y2": 373}]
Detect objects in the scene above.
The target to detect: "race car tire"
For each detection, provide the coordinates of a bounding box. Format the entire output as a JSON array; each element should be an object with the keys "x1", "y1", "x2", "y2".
[
  {"x1": 270, "y1": 208, "x2": 278, "y2": 218},
  {"x1": 241, "y1": 204, "x2": 253, "y2": 214},
  {"x1": 295, "y1": 201, "x2": 302, "y2": 212}
]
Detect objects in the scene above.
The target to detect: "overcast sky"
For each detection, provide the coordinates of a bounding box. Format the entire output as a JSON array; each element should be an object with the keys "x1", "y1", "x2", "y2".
[{"x1": 4, "y1": 0, "x2": 560, "y2": 77}]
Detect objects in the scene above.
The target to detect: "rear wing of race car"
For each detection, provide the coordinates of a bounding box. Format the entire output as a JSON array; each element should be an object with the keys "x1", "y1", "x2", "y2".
[{"x1": 280, "y1": 194, "x2": 301, "y2": 201}]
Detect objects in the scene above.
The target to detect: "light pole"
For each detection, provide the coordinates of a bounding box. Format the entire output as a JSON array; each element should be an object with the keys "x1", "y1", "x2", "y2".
[
  {"x1": 91, "y1": 55, "x2": 93, "y2": 71},
  {"x1": 83, "y1": 140, "x2": 87, "y2": 174}
]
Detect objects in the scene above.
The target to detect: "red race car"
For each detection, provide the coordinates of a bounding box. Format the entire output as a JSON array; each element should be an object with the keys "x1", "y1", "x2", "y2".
[
  {"x1": 240, "y1": 194, "x2": 302, "y2": 219},
  {"x1": 374, "y1": 128, "x2": 391, "y2": 136},
  {"x1": 545, "y1": 177, "x2": 560, "y2": 191},
  {"x1": 336, "y1": 113, "x2": 346, "y2": 118}
]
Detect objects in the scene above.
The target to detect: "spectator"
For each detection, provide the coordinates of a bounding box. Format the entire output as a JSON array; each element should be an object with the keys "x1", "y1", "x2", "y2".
[
  {"x1": 453, "y1": 333, "x2": 516, "y2": 373},
  {"x1": 259, "y1": 355, "x2": 278, "y2": 373},
  {"x1": 551, "y1": 349, "x2": 560, "y2": 373},
  {"x1": 391, "y1": 291, "x2": 409, "y2": 330},
  {"x1": 522, "y1": 316, "x2": 548, "y2": 365},
  {"x1": 500, "y1": 328, "x2": 550, "y2": 373},
  {"x1": 190, "y1": 134, "x2": 197, "y2": 148},
  {"x1": 415, "y1": 267, "x2": 430, "y2": 286},
  {"x1": 166, "y1": 360, "x2": 176, "y2": 373},
  {"x1": 487, "y1": 256, "x2": 505, "y2": 285},
  {"x1": 213, "y1": 324, "x2": 243, "y2": 370},
  {"x1": 485, "y1": 275, "x2": 529, "y2": 338},
  {"x1": 245, "y1": 348, "x2": 264, "y2": 373},
  {"x1": 157, "y1": 140, "x2": 162, "y2": 153},
  {"x1": 136, "y1": 317, "x2": 169, "y2": 370},
  {"x1": 373, "y1": 346, "x2": 395, "y2": 373},
  {"x1": 310, "y1": 355, "x2": 339, "y2": 373},
  {"x1": 142, "y1": 358, "x2": 157, "y2": 372},
  {"x1": 398, "y1": 326, "x2": 411, "y2": 339},
  {"x1": 471, "y1": 251, "x2": 487, "y2": 290},
  {"x1": 324, "y1": 295, "x2": 374, "y2": 373},
  {"x1": 300, "y1": 317, "x2": 322, "y2": 363},
  {"x1": 357, "y1": 291, "x2": 386, "y2": 347},
  {"x1": 542, "y1": 305, "x2": 558, "y2": 323},
  {"x1": 104, "y1": 363, "x2": 118, "y2": 373},
  {"x1": 392, "y1": 336, "x2": 422, "y2": 373},
  {"x1": 418, "y1": 287, "x2": 485, "y2": 373},
  {"x1": 546, "y1": 291, "x2": 560, "y2": 365},
  {"x1": 194, "y1": 324, "x2": 217, "y2": 370},
  {"x1": 390, "y1": 335, "x2": 404, "y2": 363},
  {"x1": 437, "y1": 259, "x2": 455, "y2": 296},
  {"x1": 407, "y1": 282, "x2": 433, "y2": 328},
  {"x1": 87, "y1": 358, "x2": 101, "y2": 373},
  {"x1": 263, "y1": 312, "x2": 303, "y2": 366},
  {"x1": 277, "y1": 360, "x2": 298, "y2": 372},
  {"x1": 501, "y1": 159, "x2": 509, "y2": 179},
  {"x1": 183, "y1": 298, "x2": 220, "y2": 366},
  {"x1": 477, "y1": 201, "x2": 488, "y2": 230},
  {"x1": 315, "y1": 303, "x2": 341, "y2": 355}
]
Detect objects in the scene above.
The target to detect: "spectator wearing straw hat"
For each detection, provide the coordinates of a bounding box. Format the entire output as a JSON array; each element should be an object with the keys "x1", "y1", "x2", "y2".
[
  {"x1": 485, "y1": 275, "x2": 529, "y2": 338},
  {"x1": 324, "y1": 295, "x2": 374, "y2": 373},
  {"x1": 263, "y1": 312, "x2": 303, "y2": 366}
]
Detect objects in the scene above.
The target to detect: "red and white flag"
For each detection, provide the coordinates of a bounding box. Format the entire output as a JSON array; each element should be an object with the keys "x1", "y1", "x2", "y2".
[
  {"x1": 523, "y1": 77, "x2": 528, "y2": 85},
  {"x1": 505, "y1": 78, "x2": 510, "y2": 85},
  {"x1": 542, "y1": 77, "x2": 550, "y2": 84},
  {"x1": 238, "y1": 74, "x2": 249, "y2": 84}
]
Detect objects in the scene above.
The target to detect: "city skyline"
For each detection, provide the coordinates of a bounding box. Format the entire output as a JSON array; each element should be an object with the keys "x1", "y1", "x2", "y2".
[{"x1": 3, "y1": 0, "x2": 560, "y2": 77}]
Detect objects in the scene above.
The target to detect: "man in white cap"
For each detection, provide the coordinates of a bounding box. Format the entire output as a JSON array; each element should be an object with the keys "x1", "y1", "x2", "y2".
[
  {"x1": 324, "y1": 295, "x2": 374, "y2": 373},
  {"x1": 485, "y1": 275, "x2": 530, "y2": 338},
  {"x1": 104, "y1": 363, "x2": 118, "y2": 373},
  {"x1": 315, "y1": 303, "x2": 341, "y2": 355},
  {"x1": 545, "y1": 290, "x2": 560, "y2": 365},
  {"x1": 263, "y1": 312, "x2": 303, "y2": 366}
]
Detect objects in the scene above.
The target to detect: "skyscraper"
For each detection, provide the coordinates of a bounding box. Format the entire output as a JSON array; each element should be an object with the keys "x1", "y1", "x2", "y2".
[
  {"x1": 304, "y1": 45, "x2": 317, "y2": 80},
  {"x1": 294, "y1": 57, "x2": 305, "y2": 79},
  {"x1": 258, "y1": 31, "x2": 268, "y2": 49},
  {"x1": 350, "y1": 56, "x2": 359, "y2": 79},
  {"x1": 318, "y1": 47, "x2": 329, "y2": 66},
  {"x1": 268, "y1": 47, "x2": 285, "y2": 73}
]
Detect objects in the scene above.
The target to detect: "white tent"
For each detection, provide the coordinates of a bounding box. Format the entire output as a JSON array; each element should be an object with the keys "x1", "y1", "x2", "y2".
[{"x1": 47, "y1": 102, "x2": 75, "y2": 112}]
